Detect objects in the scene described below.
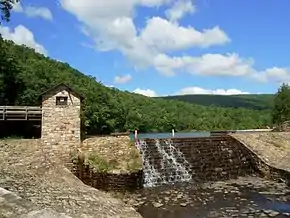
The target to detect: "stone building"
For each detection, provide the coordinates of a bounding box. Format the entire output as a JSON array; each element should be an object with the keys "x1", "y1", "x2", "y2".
[{"x1": 40, "y1": 83, "x2": 83, "y2": 161}]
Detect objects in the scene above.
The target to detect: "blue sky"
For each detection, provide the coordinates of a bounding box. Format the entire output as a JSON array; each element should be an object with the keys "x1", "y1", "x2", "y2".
[{"x1": 1, "y1": 0, "x2": 289, "y2": 97}]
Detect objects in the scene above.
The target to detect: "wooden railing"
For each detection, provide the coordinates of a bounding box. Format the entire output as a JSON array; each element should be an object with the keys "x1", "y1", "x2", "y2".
[{"x1": 0, "y1": 106, "x2": 42, "y2": 121}]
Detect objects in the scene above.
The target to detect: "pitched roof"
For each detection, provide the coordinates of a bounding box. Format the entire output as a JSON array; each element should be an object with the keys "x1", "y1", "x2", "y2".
[{"x1": 40, "y1": 83, "x2": 84, "y2": 100}]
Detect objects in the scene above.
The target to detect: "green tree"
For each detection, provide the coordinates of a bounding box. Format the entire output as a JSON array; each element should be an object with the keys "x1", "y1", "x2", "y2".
[
  {"x1": 0, "y1": 0, "x2": 19, "y2": 23},
  {"x1": 272, "y1": 83, "x2": 290, "y2": 125},
  {"x1": 0, "y1": 35, "x2": 25, "y2": 105},
  {"x1": 0, "y1": 38, "x2": 273, "y2": 134}
]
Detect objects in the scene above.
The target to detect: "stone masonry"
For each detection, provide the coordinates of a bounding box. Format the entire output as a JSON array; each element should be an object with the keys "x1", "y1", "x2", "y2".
[{"x1": 41, "y1": 84, "x2": 82, "y2": 162}]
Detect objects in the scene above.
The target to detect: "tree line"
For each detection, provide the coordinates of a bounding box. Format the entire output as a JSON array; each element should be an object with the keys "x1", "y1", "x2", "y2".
[{"x1": 0, "y1": 37, "x2": 273, "y2": 134}]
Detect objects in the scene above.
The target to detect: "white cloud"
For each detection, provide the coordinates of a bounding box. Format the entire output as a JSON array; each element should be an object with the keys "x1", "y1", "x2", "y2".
[
  {"x1": 177, "y1": 87, "x2": 250, "y2": 95},
  {"x1": 60, "y1": 0, "x2": 290, "y2": 84},
  {"x1": 13, "y1": 3, "x2": 53, "y2": 20},
  {"x1": 253, "y1": 67, "x2": 290, "y2": 84},
  {"x1": 114, "y1": 74, "x2": 132, "y2": 84},
  {"x1": 133, "y1": 88, "x2": 157, "y2": 97},
  {"x1": 165, "y1": 0, "x2": 196, "y2": 22},
  {"x1": 132, "y1": 86, "x2": 250, "y2": 97},
  {"x1": 0, "y1": 25, "x2": 47, "y2": 55},
  {"x1": 105, "y1": 84, "x2": 114, "y2": 88},
  {"x1": 140, "y1": 17, "x2": 229, "y2": 52},
  {"x1": 153, "y1": 53, "x2": 255, "y2": 76},
  {"x1": 60, "y1": 1, "x2": 229, "y2": 66}
]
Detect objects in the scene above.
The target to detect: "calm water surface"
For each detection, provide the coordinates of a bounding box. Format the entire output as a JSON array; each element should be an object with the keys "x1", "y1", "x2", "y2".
[{"x1": 130, "y1": 132, "x2": 210, "y2": 140}]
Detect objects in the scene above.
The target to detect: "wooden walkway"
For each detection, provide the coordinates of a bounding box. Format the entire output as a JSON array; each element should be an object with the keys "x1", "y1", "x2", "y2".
[{"x1": 0, "y1": 106, "x2": 42, "y2": 121}]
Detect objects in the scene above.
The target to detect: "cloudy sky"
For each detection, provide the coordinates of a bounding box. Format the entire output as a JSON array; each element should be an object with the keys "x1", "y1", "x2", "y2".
[{"x1": 1, "y1": 0, "x2": 289, "y2": 97}]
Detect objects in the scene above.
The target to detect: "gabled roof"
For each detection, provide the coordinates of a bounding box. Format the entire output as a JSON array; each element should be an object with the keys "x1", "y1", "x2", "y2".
[{"x1": 40, "y1": 83, "x2": 84, "y2": 100}]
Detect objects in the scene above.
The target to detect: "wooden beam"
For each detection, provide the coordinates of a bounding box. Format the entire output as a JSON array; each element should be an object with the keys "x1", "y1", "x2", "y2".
[
  {"x1": 0, "y1": 106, "x2": 42, "y2": 121},
  {"x1": 0, "y1": 106, "x2": 41, "y2": 110}
]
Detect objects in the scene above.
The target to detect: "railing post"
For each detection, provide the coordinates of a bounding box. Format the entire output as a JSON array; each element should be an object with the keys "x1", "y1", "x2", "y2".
[
  {"x1": 25, "y1": 107, "x2": 28, "y2": 120},
  {"x1": 3, "y1": 107, "x2": 5, "y2": 120},
  {"x1": 134, "y1": 129, "x2": 138, "y2": 140}
]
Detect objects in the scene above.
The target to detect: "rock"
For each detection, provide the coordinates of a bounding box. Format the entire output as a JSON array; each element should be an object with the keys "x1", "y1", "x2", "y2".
[
  {"x1": 152, "y1": 202, "x2": 163, "y2": 208},
  {"x1": 263, "y1": 209, "x2": 280, "y2": 216},
  {"x1": 0, "y1": 140, "x2": 142, "y2": 218},
  {"x1": 21, "y1": 209, "x2": 71, "y2": 218},
  {"x1": 164, "y1": 197, "x2": 170, "y2": 201},
  {"x1": 180, "y1": 203, "x2": 187, "y2": 207}
]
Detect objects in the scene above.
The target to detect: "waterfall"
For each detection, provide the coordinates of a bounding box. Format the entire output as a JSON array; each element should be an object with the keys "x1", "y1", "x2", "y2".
[{"x1": 135, "y1": 138, "x2": 192, "y2": 188}]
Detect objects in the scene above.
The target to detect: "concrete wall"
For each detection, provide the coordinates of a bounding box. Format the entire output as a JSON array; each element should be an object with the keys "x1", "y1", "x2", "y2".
[
  {"x1": 142, "y1": 136, "x2": 257, "y2": 183},
  {"x1": 41, "y1": 89, "x2": 81, "y2": 161}
]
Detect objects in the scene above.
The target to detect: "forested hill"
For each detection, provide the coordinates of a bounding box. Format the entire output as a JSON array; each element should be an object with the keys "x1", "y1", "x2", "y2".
[
  {"x1": 0, "y1": 37, "x2": 273, "y2": 134},
  {"x1": 160, "y1": 94, "x2": 274, "y2": 110}
]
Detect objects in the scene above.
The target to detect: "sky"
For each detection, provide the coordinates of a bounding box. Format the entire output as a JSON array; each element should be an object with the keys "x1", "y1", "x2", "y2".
[{"x1": 1, "y1": 0, "x2": 290, "y2": 97}]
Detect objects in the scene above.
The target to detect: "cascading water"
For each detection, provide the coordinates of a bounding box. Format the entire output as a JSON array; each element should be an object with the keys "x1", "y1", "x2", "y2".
[{"x1": 135, "y1": 138, "x2": 192, "y2": 188}]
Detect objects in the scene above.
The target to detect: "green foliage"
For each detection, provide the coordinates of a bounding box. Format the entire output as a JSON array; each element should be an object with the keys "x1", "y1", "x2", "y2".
[
  {"x1": 160, "y1": 94, "x2": 274, "y2": 110},
  {"x1": 0, "y1": 39, "x2": 273, "y2": 133},
  {"x1": 87, "y1": 153, "x2": 117, "y2": 172},
  {"x1": 0, "y1": 0, "x2": 19, "y2": 23},
  {"x1": 272, "y1": 83, "x2": 290, "y2": 125}
]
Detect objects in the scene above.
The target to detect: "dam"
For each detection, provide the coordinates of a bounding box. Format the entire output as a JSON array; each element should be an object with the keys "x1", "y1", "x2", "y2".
[{"x1": 129, "y1": 133, "x2": 290, "y2": 217}]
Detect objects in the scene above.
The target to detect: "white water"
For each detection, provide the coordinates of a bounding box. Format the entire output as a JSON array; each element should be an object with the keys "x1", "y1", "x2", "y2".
[
  {"x1": 135, "y1": 139, "x2": 161, "y2": 187},
  {"x1": 135, "y1": 138, "x2": 192, "y2": 187}
]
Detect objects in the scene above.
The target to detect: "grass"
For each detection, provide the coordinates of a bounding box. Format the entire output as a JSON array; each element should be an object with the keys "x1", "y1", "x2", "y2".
[
  {"x1": 126, "y1": 148, "x2": 143, "y2": 173},
  {"x1": 86, "y1": 153, "x2": 118, "y2": 173},
  {"x1": 83, "y1": 142, "x2": 142, "y2": 173}
]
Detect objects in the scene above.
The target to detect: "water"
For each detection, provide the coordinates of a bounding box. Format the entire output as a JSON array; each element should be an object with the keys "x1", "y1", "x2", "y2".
[
  {"x1": 118, "y1": 176, "x2": 290, "y2": 218},
  {"x1": 130, "y1": 131, "x2": 210, "y2": 140},
  {"x1": 129, "y1": 130, "x2": 290, "y2": 217},
  {"x1": 135, "y1": 140, "x2": 161, "y2": 187},
  {"x1": 135, "y1": 138, "x2": 192, "y2": 187},
  {"x1": 129, "y1": 130, "x2": 272, "y2": 140}
]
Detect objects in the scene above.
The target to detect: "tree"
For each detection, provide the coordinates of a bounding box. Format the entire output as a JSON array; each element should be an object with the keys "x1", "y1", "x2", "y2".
[
  {"x1": 0, "y1": 38, "x2": 272, "y2": 134},
  {"x1": 272, "y1": 83, "x2": 290, "y2": 125},
  {"x1": 0, "y1": 35, "x2": 24, "y2": 105},
  {"x1": 0, "y1": 0, "x2": 19, "y2": 23}
]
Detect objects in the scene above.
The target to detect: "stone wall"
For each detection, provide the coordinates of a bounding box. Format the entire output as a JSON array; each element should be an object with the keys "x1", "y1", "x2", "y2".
[
  {"x1": 230, "y1": 132, "x2": 290, "y2": 185},
  {"x1": 72, "y1": 156, "x2": 144, "y2": 192},
  {"x1": 71, "y1": 135, "x2": 143, "y2": 192},
  {"x1": 141, "y1": 135, "x2": 290, "y2": 186},
  {"x1": 141, "y1": 136, "x2": 257, "y2": 183},
  {"x1": 41, "y1": 89, "x2": 81, "y2": 162},
  {"x1": 233, "y1": 138, "x2": 290, "y2": 185}
]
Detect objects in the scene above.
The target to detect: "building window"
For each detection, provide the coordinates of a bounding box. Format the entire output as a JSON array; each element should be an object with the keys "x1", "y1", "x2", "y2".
[{"x1": 56, "y1": 96, "x2": 68, "y2": 105}]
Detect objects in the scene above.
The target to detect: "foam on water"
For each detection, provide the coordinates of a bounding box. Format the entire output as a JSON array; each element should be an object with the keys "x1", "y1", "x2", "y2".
[{"x1": 135, "y1": 138, "x2": 192, "y2": 187}]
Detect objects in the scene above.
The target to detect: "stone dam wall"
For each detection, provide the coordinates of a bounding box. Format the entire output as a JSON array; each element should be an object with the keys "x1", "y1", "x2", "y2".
[
  {"x1": 70, "y1": 135, "x2": 290, "y2": 190},
  {"x1": 141, "y1": 136, "x2": 257, "y2": 183}
]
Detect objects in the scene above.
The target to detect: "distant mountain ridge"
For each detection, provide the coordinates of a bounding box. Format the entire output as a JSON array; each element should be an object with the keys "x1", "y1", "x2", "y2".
[{"x1": 159, "y1": 94, "x2": 274, "y2": 110}]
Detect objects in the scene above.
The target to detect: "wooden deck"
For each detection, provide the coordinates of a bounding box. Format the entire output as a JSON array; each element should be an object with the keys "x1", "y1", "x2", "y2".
[{"x1": 0, "y1": 106, "x2": 42, "y2": 121}]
